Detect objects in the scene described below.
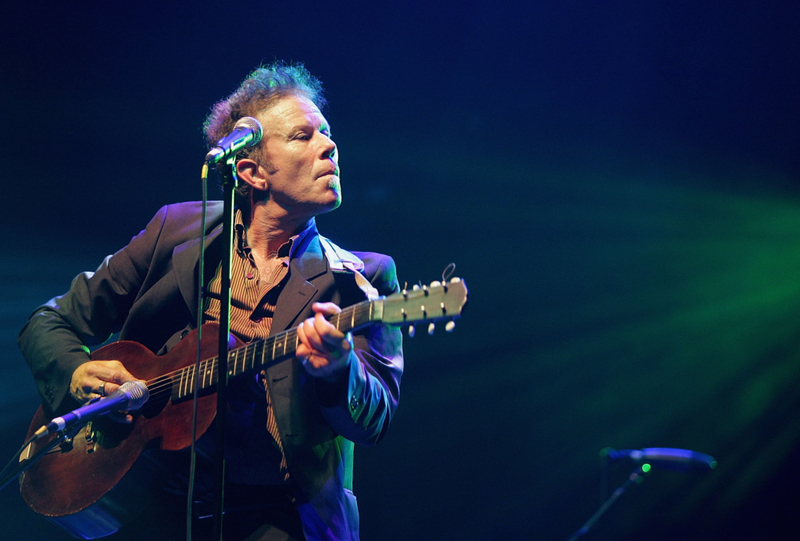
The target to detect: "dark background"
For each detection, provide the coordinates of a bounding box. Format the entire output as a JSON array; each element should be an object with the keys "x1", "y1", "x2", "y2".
[{"x1": 2, "y1": 1, "x2": 800, "y2": 539}]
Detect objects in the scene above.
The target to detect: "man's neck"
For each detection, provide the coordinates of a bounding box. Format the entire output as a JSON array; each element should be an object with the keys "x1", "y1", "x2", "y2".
[{"x1": 244, "y1": 203, "x2": 314, "y2": 258}]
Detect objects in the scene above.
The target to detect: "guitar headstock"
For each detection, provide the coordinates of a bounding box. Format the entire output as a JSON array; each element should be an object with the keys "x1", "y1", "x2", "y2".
[{"x1": 381, "y1": 278, "x2": 468, "y2": 335}]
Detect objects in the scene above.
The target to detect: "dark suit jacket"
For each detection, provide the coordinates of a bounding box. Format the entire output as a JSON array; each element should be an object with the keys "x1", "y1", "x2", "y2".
[{"x1": 18, "y1": 201, "x2": 403, "y2": 540}]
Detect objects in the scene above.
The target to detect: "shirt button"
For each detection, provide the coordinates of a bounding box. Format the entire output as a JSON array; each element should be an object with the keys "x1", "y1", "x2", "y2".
[{"x1": 246, "y1": 272, "x2": 254, "y2": 280}]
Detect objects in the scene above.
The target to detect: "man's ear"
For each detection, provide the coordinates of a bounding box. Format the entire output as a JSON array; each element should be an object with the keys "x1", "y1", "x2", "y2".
[{"x1": 236, "y1": 158, "x2": 268, "y2": 191}]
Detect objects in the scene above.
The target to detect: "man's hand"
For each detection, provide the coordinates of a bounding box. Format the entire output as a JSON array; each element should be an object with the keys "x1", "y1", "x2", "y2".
[
  {"x1": 70, "y1": 360, "x2": 139, "y2": 422},
  {"x1": 296, "y1": 302, "x2": 355, "y2": 382}
]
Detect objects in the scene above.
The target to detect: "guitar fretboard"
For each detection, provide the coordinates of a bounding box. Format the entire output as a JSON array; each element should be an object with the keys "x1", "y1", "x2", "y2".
[{"x1": 170, "y1": 299, "x2": 377, "y2": 400}]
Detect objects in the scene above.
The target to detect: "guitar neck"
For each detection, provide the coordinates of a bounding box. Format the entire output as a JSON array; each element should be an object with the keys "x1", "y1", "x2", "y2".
[
  {"x1": 171, "y1": 298, "x2": 378, "y2": 400},
  {"x1": 168, "y1": 277, "x2": 469, "y2": 401}
]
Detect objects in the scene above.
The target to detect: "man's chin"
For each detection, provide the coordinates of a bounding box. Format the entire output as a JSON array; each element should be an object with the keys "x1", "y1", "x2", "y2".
[
  {"x1": 313, "y1": 193, "x2": 342, "y2": 215},
  {"x1": 325, "y1": 197, "x2": 343, "y2": 213}
]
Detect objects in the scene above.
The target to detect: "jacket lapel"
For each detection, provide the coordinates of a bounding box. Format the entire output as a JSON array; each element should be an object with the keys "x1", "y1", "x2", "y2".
[
  {"x1": 173, "y1": 220, "x2": 225, "y2": 323},
  {"x1": 271, "y1": 234, "x2": 328, "y2": 334}
]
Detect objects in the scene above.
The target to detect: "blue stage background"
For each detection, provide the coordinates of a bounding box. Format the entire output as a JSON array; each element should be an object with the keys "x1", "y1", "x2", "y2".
[{"x1": 2, "y1": 2, "x2": 799, "y2": 539}]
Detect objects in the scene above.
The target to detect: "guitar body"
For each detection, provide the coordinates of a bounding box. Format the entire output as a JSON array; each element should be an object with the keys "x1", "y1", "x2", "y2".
[{"x1": 19, "y1": 323, "x2": 225, "y2": 537}]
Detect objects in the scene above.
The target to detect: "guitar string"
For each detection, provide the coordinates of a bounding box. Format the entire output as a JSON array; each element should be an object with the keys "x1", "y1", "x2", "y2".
[
  {"x1": 138, "y1": 328, "x2": 300, "y2": 399},
  {"x1": 134, "y1": 302, "x2": 372, "y2": 401},
  {"x1": 131, "y1": 284, "x2": 448, "y2": 400}
]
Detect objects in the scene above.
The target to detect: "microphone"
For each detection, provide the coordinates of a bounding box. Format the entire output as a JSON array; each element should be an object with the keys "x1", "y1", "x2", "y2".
[
  {"x1": 205, "y1": 116, "x2": 263, "y2": 164},
  {"x1": 605, "y1": 447, "x2": 717, "y2": 471},
  {"x1": 32, "y1": 381, "x2": 150, "y2": 441}
]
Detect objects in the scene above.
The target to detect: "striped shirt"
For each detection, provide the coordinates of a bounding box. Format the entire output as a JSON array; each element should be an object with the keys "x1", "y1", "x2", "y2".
[{"x1": 203, "y1": 210, "x2": 314, "y2": 485}]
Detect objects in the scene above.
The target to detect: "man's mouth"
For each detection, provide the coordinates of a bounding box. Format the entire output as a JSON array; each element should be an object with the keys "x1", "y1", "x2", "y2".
[{"x1": 318, "y1": 168, "x2": 339, "y2": 179}]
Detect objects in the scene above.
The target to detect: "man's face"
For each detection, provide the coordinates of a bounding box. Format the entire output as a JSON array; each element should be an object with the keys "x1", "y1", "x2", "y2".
[{"x1": 254, "y1": 94, "x2": 341, "y2": 217}]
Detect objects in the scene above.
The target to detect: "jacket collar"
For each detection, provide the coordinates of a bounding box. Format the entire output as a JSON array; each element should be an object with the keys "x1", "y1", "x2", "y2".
[{"x1": 172, "y1": 206, "x2": 329, "y2": 330}]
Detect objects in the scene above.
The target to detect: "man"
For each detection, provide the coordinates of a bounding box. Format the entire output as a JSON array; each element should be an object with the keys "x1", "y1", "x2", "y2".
[{"x1": 18, "y1": 62, "x2": 403, "y2": 541}]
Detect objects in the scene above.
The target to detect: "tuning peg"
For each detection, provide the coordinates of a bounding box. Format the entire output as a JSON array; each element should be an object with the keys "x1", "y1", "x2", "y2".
[
  {"x1": 445, "y1": 321, "x2": 456, "y2": 332},
  {"x1": 430, "y1": 280, "x2": 442, "y2": 288},
  {"x1": 427, "y1": 323, "x2": 435, "y2": 335},
  {"x1": 408, "y1": 325, "x2": 416, "y2": 338}
]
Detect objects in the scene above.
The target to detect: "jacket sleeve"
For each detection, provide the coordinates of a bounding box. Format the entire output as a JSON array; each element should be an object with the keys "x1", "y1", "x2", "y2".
[
  {"x1": 17, "y1": 205, "x2": 170, "y2": 415},
  {"x1": 315, "y1": 254, "x2": 403, "y2": 445}
]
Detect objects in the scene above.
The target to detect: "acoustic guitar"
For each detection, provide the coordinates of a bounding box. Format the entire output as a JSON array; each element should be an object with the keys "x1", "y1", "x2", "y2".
[{"x1": 19, "y1": 278, "x2": 468, "y2": 538}]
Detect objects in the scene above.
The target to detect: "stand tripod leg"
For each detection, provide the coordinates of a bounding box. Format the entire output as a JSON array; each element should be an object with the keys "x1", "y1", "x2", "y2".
[{"x1": 567, "y1": 466, "x2": 645, "y2": 541}]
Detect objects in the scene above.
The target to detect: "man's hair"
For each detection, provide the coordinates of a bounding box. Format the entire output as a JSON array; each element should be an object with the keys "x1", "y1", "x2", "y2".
[{"x1": 203, "y1": 61, "x2": 327, "y2": 205}]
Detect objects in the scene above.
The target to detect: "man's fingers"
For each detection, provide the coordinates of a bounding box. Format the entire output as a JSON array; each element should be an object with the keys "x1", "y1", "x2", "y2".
[
  {"x1": 313, "y1": 313, "x2": 345, "y2": 344},
  {"x1": 71, "y1": 360, "x2": 138, "y2": 403},
  {"x1": 297, "y1": 304, "x2": 352, "y2": 380},
  {"x1": 311, "y1": 302, "x2": 341, "y2": 317}
]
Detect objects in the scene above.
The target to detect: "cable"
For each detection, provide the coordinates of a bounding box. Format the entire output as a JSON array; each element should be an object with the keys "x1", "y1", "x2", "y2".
[{"x1": 185, "y1": 160, "x2": 209, "y2": 541}]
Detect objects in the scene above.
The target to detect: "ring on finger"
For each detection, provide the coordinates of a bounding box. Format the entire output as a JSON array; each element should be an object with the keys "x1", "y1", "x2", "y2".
[{"x1": 99, "y1": 382, "x2": 106, "y2": 397}]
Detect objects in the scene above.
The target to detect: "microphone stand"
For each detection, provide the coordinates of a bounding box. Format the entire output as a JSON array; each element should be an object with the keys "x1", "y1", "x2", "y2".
[
  {"x1": 210, "y1": 156, "x2": 237, "y2": 540},
  {"x1": 567, "y1": 466, "x2": 645, "y2": 541},
  {"x1": 0, "y1": 424, "x2": 85, "y2": 493}
]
